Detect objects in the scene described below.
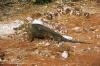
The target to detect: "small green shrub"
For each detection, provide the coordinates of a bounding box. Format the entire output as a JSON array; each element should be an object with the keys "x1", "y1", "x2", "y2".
[{"x1": 32, "y1": 0, "x2": 52, "y2": 5}]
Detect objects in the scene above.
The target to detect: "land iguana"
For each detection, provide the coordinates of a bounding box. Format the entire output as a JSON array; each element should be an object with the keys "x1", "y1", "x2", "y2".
[
  {"x1": 14, "y1": 19, "x2": 91, "y2": 44},
  {"x1": 28, "y1": 24, "x2": 90, "y2": 44}
]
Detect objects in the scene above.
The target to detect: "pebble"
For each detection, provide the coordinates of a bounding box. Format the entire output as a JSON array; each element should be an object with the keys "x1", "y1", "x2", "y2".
[
  {"x1": 50, "y1": 55, "x2": 55, "y2": 59},
  {"x1": 95, "y1": 29, "x2": 99, "y2": 32},
  {"x1": 72, "y1": 27, "x2": 82, "y2": 33},
  {"x1": 63, "y1": 35, "x2": 73, "y2": 40},
  {"x1": 88, "y1": 37, "x2": 92, "y2": 40},
  {"x1": 45, "y1": 42, "x2": 50, "y2": 46},
  {"x1": 87, "y1": 47, "x2": 91, "y2": 50},
  {"x1": 96, "y1": 34, "x2": 100, "y2": 39},
  {"x1": 0, "y1": 58, "x2": 3, "y2": 63},
  {"x1": 94, "y1": 46, "x2": 100, "y2": 52},
  {"x1": 39, "y1": 50, "x2": 50, "y2": 57},
  {"x1": 32, "y1": 49, "x2": 40, "y2": 55},
  {"x1": 61, "y1": 51, "x2": 68, "y2": 59},
  {"x1": 26, "y1": 16, "x2": 33, "y2": 21},
  {"x1": 72, "y1": 46, "x2": 77, "y2": 49},
  {"x1": 32, "y1": 19, "x2": 44, "y2": 25}
]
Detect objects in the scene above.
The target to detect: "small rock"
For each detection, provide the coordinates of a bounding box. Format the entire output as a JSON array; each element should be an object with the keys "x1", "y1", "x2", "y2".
[
  {"x1": 72, "y1": 46, "x2": 77, "y2": 49},
  {"x1": 72, "y1": 27, "x2": 82, "y2": 33},
  {"x1": 32, "y1": 49, "x2": 40, "y2": 55},
  {"x1": 87, "y1": 47, "x2": 91, "y2": 50},
  {"x1": 0, "y1": 52, "x2": 5, "y2": 61},
  {"x1": 94, "y1": 46, "x2": 100, "y2": 52},
  {"x1": 45, "y1": 42, "x2": 50, "y2": 46},
  {"x1": 26, "y1": 16, "x2": 33, "y2": 21},
  {"x1": 32, "y1": 19, "x2": 44, "y2": 25},
  {"x1": 45, "y1": 12, "x2": 53, "y2": 20},
  {"x1": 61, "y1": 51, "x2": 69, "y2": 59},
  {"x1": 0, "y1": 58, "x2": 2, "y2": 62},
  {"x1": 39, "y1": 50, "x2": 50, "y2": 57},
  {"x1": 63, "y1": 35, "x2": 73, "y2": 40},
  {"x1": 96, "y1": 34, "x2": 100, "y2": 39},
  {"x1": 82, "y1": 47, "x2": 91, "y2": 52},
  {"x1": 50, "y1": 55, "x2": 55, "y2": 59},
  {"x1": 95, "y1": 29, "x2": 99, "y2": 32}
]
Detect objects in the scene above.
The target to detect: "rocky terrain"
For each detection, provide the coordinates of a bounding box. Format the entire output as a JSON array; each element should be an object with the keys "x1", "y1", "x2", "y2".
[{"x1": 0, "y1": 0, "x2": 100, "y2": 66}]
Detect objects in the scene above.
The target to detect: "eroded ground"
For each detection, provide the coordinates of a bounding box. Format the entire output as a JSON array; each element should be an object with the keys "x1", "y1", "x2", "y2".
[{"x1": 0, "y1": 1, "x2": 100, "y2": 66}]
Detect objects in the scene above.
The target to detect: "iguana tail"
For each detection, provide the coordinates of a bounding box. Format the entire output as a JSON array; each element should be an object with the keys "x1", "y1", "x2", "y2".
[{"x1": 63, "y1": 38, "x2": 91, "y2": 44}]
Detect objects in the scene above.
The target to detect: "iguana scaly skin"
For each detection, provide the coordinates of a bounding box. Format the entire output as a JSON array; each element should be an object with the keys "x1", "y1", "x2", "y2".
[
  {"x1": 28, "y1": 24, "x2": 64, "y2": 42},
  {"x1": 28, "y1": 24, "x2": 90, "y2": 44}
]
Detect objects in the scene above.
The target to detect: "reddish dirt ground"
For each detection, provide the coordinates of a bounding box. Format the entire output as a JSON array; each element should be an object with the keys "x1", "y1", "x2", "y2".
[
  {"x1": 0, "y1": 1, "x2": 100, "y2": 66},
  {"x1": 0, "y1": 14, "x2": 99, "y2": 66}
]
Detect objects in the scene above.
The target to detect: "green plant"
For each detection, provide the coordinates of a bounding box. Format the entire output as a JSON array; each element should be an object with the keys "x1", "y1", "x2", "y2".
[{"x1": 32, "y1": 0, "x2": 52, "y2": 4}]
